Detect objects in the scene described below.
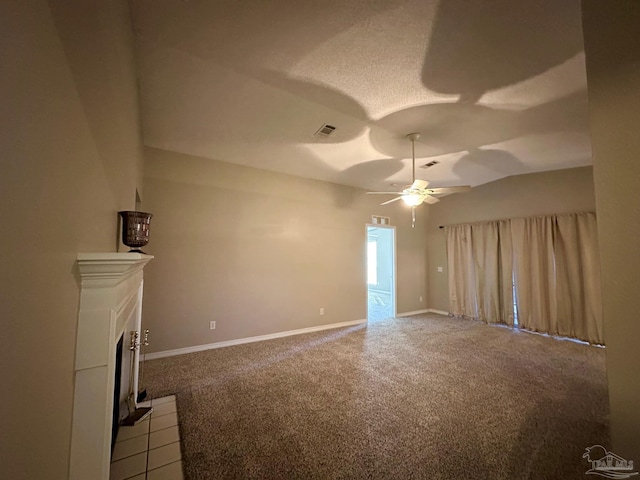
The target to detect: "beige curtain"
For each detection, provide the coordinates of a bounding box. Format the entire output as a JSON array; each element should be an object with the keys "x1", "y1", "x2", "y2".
[
  {"x1": 446, "y1": 222, "x2": 514, "y2": 325},
  {"x1": 510, "y1": 216, "x2": 558, "y2": 335},
  {"x1": 470, "y1": 222, "x2": 500, "y2": 323},
  {"x1": 446, "y1": 224, "x2": 477, "y2": 318},
  {"x1": 553, "y1": 213, "x2": 603, "y2": 343},
  {"x1": 445, "y1": 212, "x2": 603, "y2": 344}
]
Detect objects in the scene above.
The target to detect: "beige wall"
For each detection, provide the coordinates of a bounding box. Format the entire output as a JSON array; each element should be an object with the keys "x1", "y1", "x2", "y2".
[
  {"x1": 0, "y1": 1, "x2": 143, "y2": 478},
  {"x1": 583, "y1": 0, "x2": 640, "y2": 461},
  {"x1": 426, "y1": 167, "x2": 596, "y2": 312},
  {"x1": 141, "y1": 147, "x2": 428, "y2": 354}
]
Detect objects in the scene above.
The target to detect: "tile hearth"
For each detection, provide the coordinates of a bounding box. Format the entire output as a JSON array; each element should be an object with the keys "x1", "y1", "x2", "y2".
[{"x1": 110, "y1": 395, "x2": 183, "y2": 480}]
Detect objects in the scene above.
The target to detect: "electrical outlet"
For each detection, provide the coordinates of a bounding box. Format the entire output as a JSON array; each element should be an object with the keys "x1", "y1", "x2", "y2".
[
  {"x1": 210, "y1": 321, "x2": 216, "y2": 330},
  {"x1": 437, "y1": 266, "x2": 443, "y2": 273},
  {"x1": 319, "y1": 308, "x2": 324, "y2": 315},
  {"x1": 420, "y1": 296, "x2": 423, "y2": 302}
]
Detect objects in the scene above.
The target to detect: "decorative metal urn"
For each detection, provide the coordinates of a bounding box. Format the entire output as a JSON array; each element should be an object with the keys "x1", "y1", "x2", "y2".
[{"x1": 118, "y1": 211, "x2": 153, "y2": 253}]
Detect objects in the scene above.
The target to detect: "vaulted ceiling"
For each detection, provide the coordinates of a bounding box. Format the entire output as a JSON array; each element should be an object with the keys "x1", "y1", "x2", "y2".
[{"x1": 129, "y1": 0, "x2": 590, "y2": 193}]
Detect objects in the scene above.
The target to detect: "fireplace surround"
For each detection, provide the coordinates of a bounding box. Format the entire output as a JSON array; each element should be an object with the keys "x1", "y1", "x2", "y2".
[{"x1": 70, "y1": 253, "x2": 153, "y2": 480}]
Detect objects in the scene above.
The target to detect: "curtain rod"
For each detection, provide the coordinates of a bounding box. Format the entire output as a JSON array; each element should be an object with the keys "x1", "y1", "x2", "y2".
[{"x1": 437, "y1": 211, "x2": 596, "y2": 231}]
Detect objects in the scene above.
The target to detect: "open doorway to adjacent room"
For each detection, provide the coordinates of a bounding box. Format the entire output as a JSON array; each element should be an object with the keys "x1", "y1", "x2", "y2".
[{"x1": 366, "y1": 225, "x2": 396, "y2": 322}]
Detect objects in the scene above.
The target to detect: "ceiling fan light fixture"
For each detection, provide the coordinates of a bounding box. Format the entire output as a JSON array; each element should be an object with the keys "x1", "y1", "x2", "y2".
[{"x1": 401, "y1": 193, "x2": 424, "y2": 206}]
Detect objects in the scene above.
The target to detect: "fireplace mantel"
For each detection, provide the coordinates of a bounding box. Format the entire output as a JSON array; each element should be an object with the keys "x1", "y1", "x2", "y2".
[
  {"x1": 77, "y1": 252, "x2": 153, "y2": 281},
  {"x1": 70, "y1": 253, "x2": 153, "y2": 480}
]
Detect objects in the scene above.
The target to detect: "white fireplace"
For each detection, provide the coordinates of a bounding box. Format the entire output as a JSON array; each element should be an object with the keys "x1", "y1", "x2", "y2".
[{"x1": 70, "y1": 253, "x2": 153, "y2": 480}]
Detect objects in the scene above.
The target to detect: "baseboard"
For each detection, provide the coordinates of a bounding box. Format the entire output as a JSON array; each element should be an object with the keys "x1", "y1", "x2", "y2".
[
  {"x1": 143, "y1": 318, "x2": 367, "y2": 361},
  {"x1": 396, "y1": 308, "x2": 430, "y2": 317},
  {"x1": 426, "y1": 308, "x2": 449, "y2": 316}
]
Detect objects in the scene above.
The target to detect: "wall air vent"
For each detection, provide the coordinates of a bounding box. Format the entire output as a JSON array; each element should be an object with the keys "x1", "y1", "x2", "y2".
[
  {"x1": 420, "y1": 160, "x2": 440, "y2": 168},
  {"x1": 315, "y1": 124, "x2": 336, "y2": 137},
  {"x1": 372, "y1": 215, "x2": 390, "y2": 225}
]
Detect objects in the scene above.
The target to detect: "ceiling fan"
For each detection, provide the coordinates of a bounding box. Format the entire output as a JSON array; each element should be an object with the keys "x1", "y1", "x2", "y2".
[
  {"x1": 367, "y1": 133, "x2": 471, "y2": 207},
  {"x1": 366, "y1": 133, "x2": 471, "y2": 226}
]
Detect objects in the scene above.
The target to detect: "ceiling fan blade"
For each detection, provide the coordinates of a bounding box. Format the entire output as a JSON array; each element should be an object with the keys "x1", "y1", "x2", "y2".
[
  {"x1": 422, "y1": 195, "x2": 440, "y2": 204},
  {"x1": 426, "y1": 186, "x2": 472, "y2": 195},
  {"x1": 366, "y1": 191, "x2": 403, "y2": 195},
  {"x1": 411, "y1": 179, "x2": 429, "y2": 190},
  {"x1": 380, "y1": 196, "x2": 404, "y2": 206}
]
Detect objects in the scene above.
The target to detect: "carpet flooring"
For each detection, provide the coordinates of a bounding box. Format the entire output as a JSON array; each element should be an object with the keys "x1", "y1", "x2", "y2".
[{"x1": 144, "y1": 314, "x2": 609, "y2": 479}]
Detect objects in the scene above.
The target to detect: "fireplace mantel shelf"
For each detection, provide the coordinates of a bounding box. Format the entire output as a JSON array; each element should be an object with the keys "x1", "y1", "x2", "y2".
[{"x1": 77, "y1": 252, "x2": 154, "y2": 284}]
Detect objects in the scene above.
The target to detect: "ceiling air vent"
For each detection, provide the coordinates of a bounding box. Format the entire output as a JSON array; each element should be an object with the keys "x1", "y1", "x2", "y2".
[
  {"x1": 420, "y1": 160, "x2": 440, "y2": 169},
  {"x1": 315, "y1": 124, "x2": 336, "y2": 137}
]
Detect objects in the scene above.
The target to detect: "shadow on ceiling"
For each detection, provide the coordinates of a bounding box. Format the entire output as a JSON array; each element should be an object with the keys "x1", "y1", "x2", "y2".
[
  {"x1": 134, "y1": 0, "x2": 587, "y2": 206},
  {"x1": 369, "y1": 91, "x2": 589, "y2": 159},
  {"x1": 421, "y1": 0, "x2": 584, "y2": 103}
]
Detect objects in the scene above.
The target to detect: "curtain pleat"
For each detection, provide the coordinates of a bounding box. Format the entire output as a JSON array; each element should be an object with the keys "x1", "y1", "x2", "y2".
[
  {"x1": 498, "y1": 220, "x2": 515, "y2": 326},
  {"x1": 445, "y1": 212, "x2": 603, "y2": 344}
]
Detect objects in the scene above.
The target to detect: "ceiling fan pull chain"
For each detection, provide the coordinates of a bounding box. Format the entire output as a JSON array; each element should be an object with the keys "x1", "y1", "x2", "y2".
[{"x1": 412, "y1": 206, "x2": 416, "y2": 228}]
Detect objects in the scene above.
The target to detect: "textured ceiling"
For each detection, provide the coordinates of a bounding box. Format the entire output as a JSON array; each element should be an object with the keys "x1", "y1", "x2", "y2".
[{"x1": 129, "y1": 0, "x2": 591, "y2": 192}]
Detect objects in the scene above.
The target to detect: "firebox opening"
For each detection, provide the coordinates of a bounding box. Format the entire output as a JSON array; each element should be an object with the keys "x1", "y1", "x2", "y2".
[{"x1": 111, "y1": 334, "x2": 124, "y2": 454}]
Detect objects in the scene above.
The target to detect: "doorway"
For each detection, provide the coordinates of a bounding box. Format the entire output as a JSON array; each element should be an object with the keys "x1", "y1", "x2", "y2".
[{"x1": 366, "y1": 225, "x2": 396, "y2": 322}]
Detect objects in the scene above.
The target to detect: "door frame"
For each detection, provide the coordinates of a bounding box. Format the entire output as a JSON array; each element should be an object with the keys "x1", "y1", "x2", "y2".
[{"x1": 365, "y1": 224, "x2": 397, "y2": 322}]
